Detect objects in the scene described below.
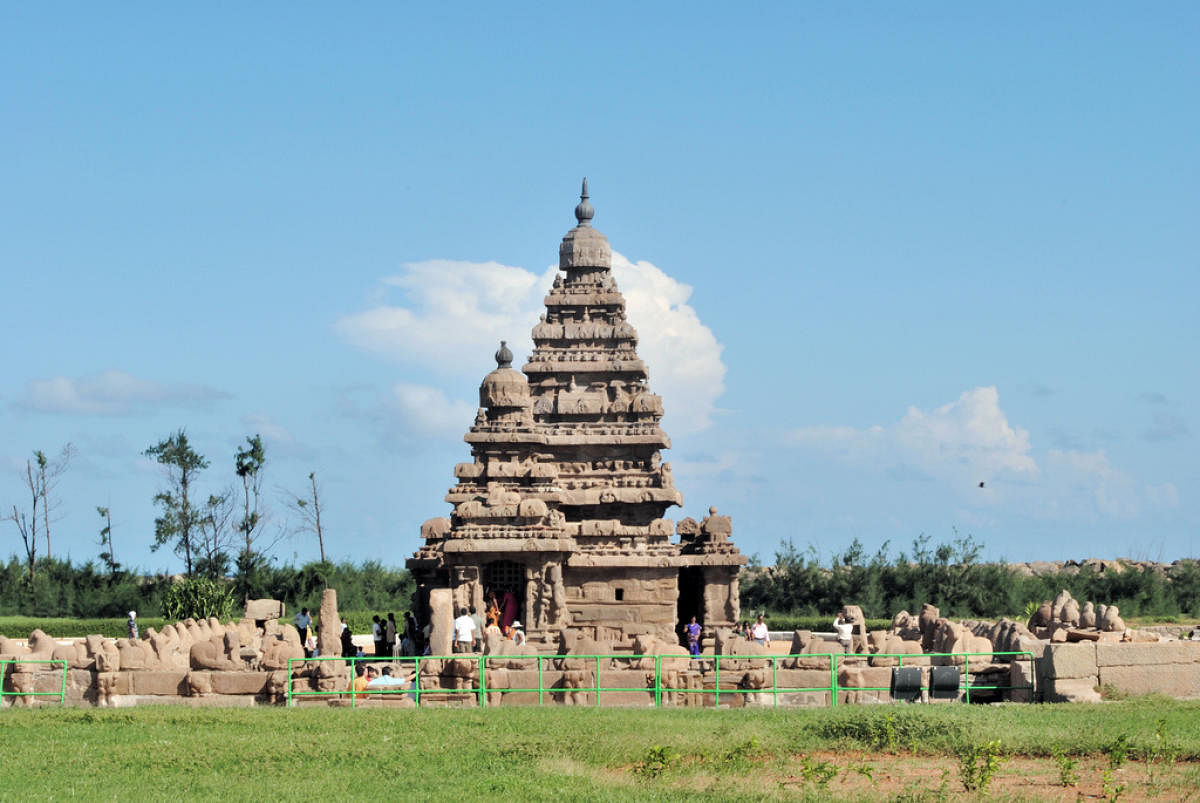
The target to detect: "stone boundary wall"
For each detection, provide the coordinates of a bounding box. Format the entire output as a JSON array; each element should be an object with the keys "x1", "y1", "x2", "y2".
[{"x1": 1037, "y1": 641, "x2": 1200, "y2": 702}]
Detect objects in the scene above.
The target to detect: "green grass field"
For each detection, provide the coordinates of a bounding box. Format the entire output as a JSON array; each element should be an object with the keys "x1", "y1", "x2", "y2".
[{"x1": 2, "y1": 700, "x2": 1198, "y2": 801}]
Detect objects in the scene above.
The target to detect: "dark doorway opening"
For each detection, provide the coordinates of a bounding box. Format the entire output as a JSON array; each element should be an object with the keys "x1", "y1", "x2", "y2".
[
  {"x1": 483, "y1": 559, "x2": 525, "y2": 629},
  {"x1": 676, "y1": 566, "x2": 705, "y2": 648}
]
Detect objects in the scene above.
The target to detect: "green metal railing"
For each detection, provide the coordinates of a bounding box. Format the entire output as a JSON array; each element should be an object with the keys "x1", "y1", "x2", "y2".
[
  {"x1": 286, "y1": 650, "x2": 1034, "y2": 708},
  {"x1": 0, "y1": 658, "x2": 68, "y2": 705}
]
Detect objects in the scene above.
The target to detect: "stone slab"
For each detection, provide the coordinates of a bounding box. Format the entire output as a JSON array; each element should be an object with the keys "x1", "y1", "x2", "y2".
[
  {"x1": 128, "y1": 671, "x2": 188, "y2": 696},
  {"x1": 209, "y1": 671, "x2": 271, "y2": 696},
  {"x1": 1043, "y1": 677, "x2": 1101, "y2": 703},
  {"x1": 1099, "y1": 664, "x2": 1200, "y2": 698},
  {"x1": 1044, "y1": 643, "x2": 1098, "y2": 679},
  {"x1": 1096, "y1": 641, "x2": 1200, "y2": 667}
]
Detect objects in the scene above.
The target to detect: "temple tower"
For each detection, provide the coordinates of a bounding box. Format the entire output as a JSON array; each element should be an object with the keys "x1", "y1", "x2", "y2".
[{"x1": 409, "y1": 181, "x2": 745, "y2": 649}]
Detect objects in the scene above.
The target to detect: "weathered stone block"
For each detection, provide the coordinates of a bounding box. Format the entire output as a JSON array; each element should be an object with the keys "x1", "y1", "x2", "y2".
[
  {"x1": 1096, "y1": 641, "x2": 1200, "y2": 667},
  {"x1": 1044, "y1": 643, "x2": 1097, "y2": 679},
  {"x1": 244, "y1": 599, "x2": 285, "y2": 621},
  {"x1": 128, "y1": 670, "x2": 188, "y2": 695},
  {"x1": 209, "y1": 671, "x2": 271, "y2": 696},
  {"x1": 1044, "y1": 677, "x2": 1101, "y2": 703},
  {"x1": 1099, "y1": 664, "x2": 1200, "y2": 698}
]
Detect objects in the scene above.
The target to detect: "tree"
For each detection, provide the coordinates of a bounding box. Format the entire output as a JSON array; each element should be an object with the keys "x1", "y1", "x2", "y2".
[
  {"x1": 194, "y1": 491, "x2": 236, "y2": 581},
  {"x1": 284, "y1": 471, "x2": 327, "y2": 564},
  {"x1": 6, "y1": 459, "x2": 40, "y2": 583},
  {"x1": 233, "y1": 434, "x2": 283, "y2": 563},
  {"x1": 35, "y1": 444, "x2": 73, "y2": 560},
  {"x1": 144, "y1": 429, "x2": 209, "y2": 576},
  {"x1": 96, "y1": 505, "x2": 120, "y2": 576}
]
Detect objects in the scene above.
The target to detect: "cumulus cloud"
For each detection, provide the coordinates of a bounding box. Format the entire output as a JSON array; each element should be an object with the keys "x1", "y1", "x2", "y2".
[
  {"x1": 793, "y1": 387, "x2": 1038, "y2": 487},
  {"x1": 388, "y1": 383, "x2": 476, "y2": 436},
  {"x1": 791, "y1": 386, "x2": 1169, "y2": 522},
  {"x1": 334, "y1": 251, "x2": 726, "y2": 433},
  {"x1": 17, "y1": 370, "x2": 230, "y2": 416}
]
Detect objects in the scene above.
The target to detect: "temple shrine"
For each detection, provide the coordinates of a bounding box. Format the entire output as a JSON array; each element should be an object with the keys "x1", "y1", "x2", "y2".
[{"x1": 408, "y1": 181, "x2": 746, "y2": 650}]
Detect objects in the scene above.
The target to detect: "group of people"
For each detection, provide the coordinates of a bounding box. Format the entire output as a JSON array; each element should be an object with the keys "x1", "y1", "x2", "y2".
[
  {"x1": 681, "y1": 613, "x2": 770, "y2": 655},
  {"x1": 350, "y1": 663, "x2": 415, "y2": 696},
  {"x1": 734, "y1": 614, "x2": 771, "y2": 646},
  {"x1": 371, "y1": 612, "x2": 422, "y2": 657},
  {"x1": 452, "y1": 602, "x2": 527, "y2": 653},
  {"x1": 291, "y1": 607, "x2": 429, "y2": 660}
]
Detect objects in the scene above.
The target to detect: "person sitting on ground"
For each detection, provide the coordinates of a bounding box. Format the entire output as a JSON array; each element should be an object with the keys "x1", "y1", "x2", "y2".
[
  {"x1": 453, "y1": 607, "x2": 476, "y2": 653},
  {"x1": 750, "y1": 615, "x2": 770, "y2": 647},
  {"x1": 367, "y1": 665, "x2": 412, "y2": 690},
  {"x1": 350, "y1": 664, "x2": 370, "y2": 695}
]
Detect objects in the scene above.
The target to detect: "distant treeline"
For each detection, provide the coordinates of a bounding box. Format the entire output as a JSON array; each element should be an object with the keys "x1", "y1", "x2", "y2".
[
  {"x1": 4, "y1": 534, "x2": 1198, "y2": 625},
  {"x1": 741, "y1": 535, "x2": 1200, "y2": 622},
  {"x1": 0, "y1": 556, "x2": 414, "y2": 620}
]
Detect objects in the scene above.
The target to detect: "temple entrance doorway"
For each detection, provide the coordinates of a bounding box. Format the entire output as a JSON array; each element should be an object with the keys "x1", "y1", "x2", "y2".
[
  {"x1": 483, "y1": 559, "x2": 525, "y2": 629},
  {"x1": 676, "y1": 566, "x2": 705, "y2": 648}
]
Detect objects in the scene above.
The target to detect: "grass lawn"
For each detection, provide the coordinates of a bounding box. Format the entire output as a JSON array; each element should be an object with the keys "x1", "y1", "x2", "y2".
[{"x1": 1, "y1": 699, "x2": 1198, "y2": 800}]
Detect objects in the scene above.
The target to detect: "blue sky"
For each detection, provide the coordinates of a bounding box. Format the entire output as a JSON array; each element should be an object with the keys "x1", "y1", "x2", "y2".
[{"x1": 1, "y1": 4, "x2": 1196, "y2": 573}]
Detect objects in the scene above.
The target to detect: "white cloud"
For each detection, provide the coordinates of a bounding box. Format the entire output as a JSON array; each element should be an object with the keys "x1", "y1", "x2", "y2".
[
  {"x1": 334, "y1": 251, "x2": 726, "y2": 433},
  {"x1": 793, "y1": 387, "x2": 1037, "y2": 487},
  {"x1": 17, "y1": 370, "x2": 230, "y2": 416},
  {"x1": 791, "y1": 387, "x2": 1167, "y2": 522},
  {"x1": 389, "y1": 383, "x2": 475, "y2": 436}
]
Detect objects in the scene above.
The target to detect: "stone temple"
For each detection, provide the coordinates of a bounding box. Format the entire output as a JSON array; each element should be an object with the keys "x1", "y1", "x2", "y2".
[{"x1": 408, "y1": 181, "x2": 746, "y2": 650}]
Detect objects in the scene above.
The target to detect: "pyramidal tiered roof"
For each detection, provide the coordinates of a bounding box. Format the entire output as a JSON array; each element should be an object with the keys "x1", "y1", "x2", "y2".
[{"x1": 410, "y1": 181, "x2": 743, "y2": 642}]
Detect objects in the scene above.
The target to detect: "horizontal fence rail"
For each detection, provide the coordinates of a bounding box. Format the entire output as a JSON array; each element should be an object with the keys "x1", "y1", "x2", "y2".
[
  {"x1": 286, "y1": 651, "x2": 1033, "y2": 708},
  {"x1": 0, "y1": 658, "x2": 68, "y2": 705}
]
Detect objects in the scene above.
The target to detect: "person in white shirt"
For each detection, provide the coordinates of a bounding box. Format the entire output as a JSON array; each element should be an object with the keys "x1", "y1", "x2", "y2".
[
  {"x1": 833, "y1": 614, "x2": 854, "y2": 654},
  {"x1": 750, "y1": 615, "x2": 770, "y2": 646},
  {"x1": 453, "y1": 607, "x2": 476, "y2": 653},
  {"x1": 510, "y1": 621, "x2": 527, "y2": 648}
]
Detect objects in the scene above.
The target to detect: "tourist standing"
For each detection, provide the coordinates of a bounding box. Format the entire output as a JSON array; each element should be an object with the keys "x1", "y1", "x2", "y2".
[
  {"x1": 126, "y1": 611, "x2": 138, "y2": 640},
  {"x1": 833, "y1": 614, "x2": 854, "y2": 654},
  {"x1": 510, "y1": 621, "x2": 527, "y2": 649},
  {"x1": 750, "y1": 615, "x2": 770, "y2": 647},
  {"x1": 468, "y1": 606, "x2": 484, "y2": 650},
  {"x1": 372, "y1": 615, "x2": 385, "y2": 656},
  {"x1": 685, "y1": 616, "x2": 702, "y2": 657},
  {"x1": 453, "y1": 608, "x2": 476, "y2": 653},
  {"x1": 385, "y1": 612, "x2": 397, "y2": 656},
  {"x1": 293, "y1": 608, "x2": 312, "y2": 655}
]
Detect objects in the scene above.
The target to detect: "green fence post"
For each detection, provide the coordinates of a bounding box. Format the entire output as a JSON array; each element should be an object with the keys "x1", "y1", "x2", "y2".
[
  {"x1": 963, "y1": 653, "x2": 970, "y2": 704},
  {"x1": 58, "y1": 659, "x2": 67, "y2": 705},
  {"x1": 831, "y1": 653, "x2": 839, "y2": 708},
  {"x1": 537, "y1": 655, "x2": 544, "y2": 707},
  {"x1": 714, "y1": 654, "x2": 720, "y2": 709},
  {"x1": 478, "y1": 655, "x2": 486, "y2": 708},
  {"x1": 594, "y1": 655, "x2": 600, "y2": 708},
  {"x1": 654, "y1": 655, "x2": 661, "y2": 708},
  {"x1": 772, "y1": 656, "x2": 779, "y2": 708},
  {"x1": 414, "y1": 656, "x2": 422, "y2": 707}
]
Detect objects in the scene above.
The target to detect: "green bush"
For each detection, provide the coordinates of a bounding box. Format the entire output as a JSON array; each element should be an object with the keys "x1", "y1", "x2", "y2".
[
  {"x1": 160, "y1": 577, "x2": 235, "y2": 621},
  {"x1": 0, "y1": 616, "x2": 169, "y2": 639}
]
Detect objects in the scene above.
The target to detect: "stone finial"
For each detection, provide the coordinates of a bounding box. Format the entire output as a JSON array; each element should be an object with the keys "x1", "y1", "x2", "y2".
[
  {"x1": 574, "y1": 178, "x2": 594, "y2": 227},
  {"x1": 495, "y1": 340, "x2": 513, "y2": 368}
]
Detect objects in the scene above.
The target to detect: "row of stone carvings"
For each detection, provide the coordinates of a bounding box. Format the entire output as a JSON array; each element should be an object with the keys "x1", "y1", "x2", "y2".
[{"x1": 531, "y1": 318, "x2": 638, "y2": 341}]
